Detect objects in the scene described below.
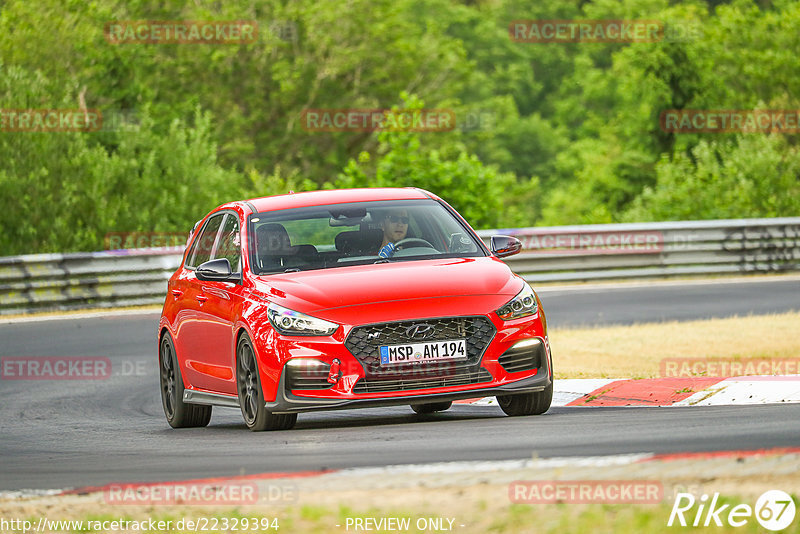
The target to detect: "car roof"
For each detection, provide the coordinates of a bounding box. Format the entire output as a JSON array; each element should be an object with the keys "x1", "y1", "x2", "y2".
[{"x1": 232, "y1": 187, "x2": 435, "y2": 214}]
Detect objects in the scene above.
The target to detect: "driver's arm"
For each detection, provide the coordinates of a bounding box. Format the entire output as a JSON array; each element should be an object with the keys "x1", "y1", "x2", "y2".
[{"x1": 378, "y1": 242, "x2": 396, "y2": 258}]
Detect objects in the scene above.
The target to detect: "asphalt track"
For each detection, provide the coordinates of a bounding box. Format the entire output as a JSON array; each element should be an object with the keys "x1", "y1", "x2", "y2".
[{"x1": 0, "y1": 276, "x2": 798, "y2": 491}]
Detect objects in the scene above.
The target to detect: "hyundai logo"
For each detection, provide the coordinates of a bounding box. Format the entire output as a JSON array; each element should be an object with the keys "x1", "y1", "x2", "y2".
[{"x1": 406, "y1": 323, "x2": 436, "y2": 340}]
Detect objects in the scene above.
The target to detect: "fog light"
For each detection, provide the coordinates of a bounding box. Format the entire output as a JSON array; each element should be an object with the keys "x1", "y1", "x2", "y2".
[
  {"x1": 511, "y1": 338, "x2": 541, "y2": 350},
  {"x1": 498, "y1": 338, "x2": 545, "y2": 374}
]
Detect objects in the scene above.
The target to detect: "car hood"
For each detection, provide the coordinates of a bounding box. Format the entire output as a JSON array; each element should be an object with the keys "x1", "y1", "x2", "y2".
[{"x1": 251, "y1": 257, "x2": 522, "y2": 319}]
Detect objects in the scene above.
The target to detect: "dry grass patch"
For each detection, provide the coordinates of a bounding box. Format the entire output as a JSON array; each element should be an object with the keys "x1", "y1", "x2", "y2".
[{"x1": 550, "y1": 311, "x2": 800, "y2": 379}]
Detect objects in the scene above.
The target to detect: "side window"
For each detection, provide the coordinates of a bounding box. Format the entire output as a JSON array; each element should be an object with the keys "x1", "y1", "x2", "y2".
[
  {"x1": 186, "y1": 214, "x2": 224, "y2": 268},
  {"x1": 214, "y1": 214, "x2": 241, "y2": 272}
]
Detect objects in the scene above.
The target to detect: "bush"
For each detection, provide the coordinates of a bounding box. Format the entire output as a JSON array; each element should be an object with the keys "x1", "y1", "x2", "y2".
[
  {"x1": 0, "y1": 64, "x2": 242, "y2": 254},
  {"x1": 625, "y1": 134, "x2": 800, "y2": 221}
]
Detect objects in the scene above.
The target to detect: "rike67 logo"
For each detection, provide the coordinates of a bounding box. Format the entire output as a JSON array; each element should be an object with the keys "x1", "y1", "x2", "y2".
[{"x1": 669, "y1": 490, "x2": 796, "y2": 531}]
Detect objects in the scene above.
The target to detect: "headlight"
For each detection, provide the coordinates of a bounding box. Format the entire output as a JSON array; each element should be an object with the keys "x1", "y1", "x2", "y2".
[
  {"x1": 496, "y1": 284, "x2": 538, "y2": 320},
  {"x1": 267, "y1": 303, "x2": 338, "y2": 336}
]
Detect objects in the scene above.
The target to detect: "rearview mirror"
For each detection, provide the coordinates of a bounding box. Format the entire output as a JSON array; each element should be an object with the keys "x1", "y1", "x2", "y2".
[
  {"x1": 329, "y1": 207, "x2": 367, "y2": 227},
  {"x1": 490, "y1": 235, "x2": 522, "y2": 258},
  {"x1": 195, "y1": 258, "x2": 242, "y2": 283}
]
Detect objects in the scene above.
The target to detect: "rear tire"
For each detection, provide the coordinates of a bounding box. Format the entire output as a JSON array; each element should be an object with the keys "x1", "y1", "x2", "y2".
[
  {"x1": 159, "y1": 333, "x2": 212, "y2": 428},
  {"x1": 236, "y1": 333, "x2": 297, "y2": 431},
  {"x1": 411, "y1": 401, "x2": 452, "y2": 414},
  {"x1": 497, "y1": 383, "x2": 553, "y2": 416}
]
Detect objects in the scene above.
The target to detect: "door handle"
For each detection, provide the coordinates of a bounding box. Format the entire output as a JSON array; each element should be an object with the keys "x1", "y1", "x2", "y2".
[
  {"x1": 195, "y1": 295, "x2": 208, "y2": 303},
  {"x1": 171, "y1": 289, "x2": 183, "y2": 298}
]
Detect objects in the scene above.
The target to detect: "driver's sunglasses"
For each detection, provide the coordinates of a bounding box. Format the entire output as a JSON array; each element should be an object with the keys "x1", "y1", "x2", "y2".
[{"x1": 387, "y1": 215, "x2": 409, "y2": 224}]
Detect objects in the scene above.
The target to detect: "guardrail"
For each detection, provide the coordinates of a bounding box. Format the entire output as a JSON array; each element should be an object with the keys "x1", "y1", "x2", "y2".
[
  {"x1": 0, "y1": 251, "x2": 182, "y2": 315},
  {"x1": 1, "y1": 217, "x2": 798, "y2": 315},
  {"x1": 481, "y1": 217, "x2": 800, "y2": 283}
]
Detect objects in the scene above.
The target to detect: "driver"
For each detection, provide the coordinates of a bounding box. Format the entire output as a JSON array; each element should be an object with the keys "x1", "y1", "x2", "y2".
[{"x1": 377, "y1": 209, "x2": 409, "y2": 258}]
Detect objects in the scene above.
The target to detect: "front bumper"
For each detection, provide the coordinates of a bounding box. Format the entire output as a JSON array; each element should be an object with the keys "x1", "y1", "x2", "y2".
[{"x1": 265, "y1": 364, "x2": 552, "y2": 414}]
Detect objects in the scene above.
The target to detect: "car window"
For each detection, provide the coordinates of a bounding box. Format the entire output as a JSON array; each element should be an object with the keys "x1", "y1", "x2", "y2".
[
  {"x1": 281, "y1": 219, "x2": 340, "y2": 249},
  {"x1": 185, "y1": 213, "x2": 224, "y2": 268},
  {"x1": 214, "y1": 214, "x2": 242, "y2": 272},
  {"x1": 248, "y1": 199, "x2": 485, "y2": 274}
]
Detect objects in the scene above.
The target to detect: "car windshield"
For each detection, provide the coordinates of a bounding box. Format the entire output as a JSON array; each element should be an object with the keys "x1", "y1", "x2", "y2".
[{"x1": 247, "y1": 199, "x2": 486, "y2": 274}]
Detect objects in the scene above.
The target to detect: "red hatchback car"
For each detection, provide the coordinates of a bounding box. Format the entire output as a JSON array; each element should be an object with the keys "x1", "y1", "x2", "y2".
[{"x1": 158, "y1": 188, "x2": 552, "y2": 431}]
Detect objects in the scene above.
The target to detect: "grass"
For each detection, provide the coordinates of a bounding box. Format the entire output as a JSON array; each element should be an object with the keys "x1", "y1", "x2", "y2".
[{"x1": 550, "y1": 311, "x2": 800, "y2": 379}]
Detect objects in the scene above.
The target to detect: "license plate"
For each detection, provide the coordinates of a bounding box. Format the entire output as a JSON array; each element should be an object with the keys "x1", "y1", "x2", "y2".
[{"x1": 379, "y1": 339, "x2": 467, "y2": 365}]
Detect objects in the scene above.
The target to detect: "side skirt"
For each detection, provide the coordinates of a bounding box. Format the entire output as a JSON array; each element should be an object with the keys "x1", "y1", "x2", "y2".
[{"x1": 183, "y1": 389, "x2": 240, "y2": 408}]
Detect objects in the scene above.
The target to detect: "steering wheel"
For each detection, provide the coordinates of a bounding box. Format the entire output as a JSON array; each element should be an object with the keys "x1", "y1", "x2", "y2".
[{"x1": 394, "y1": 237, "x2": 435, "y2": 250}]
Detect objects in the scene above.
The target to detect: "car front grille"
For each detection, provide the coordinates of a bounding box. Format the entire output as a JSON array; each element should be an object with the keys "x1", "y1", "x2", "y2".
[
  {"x1": 344, "y1": 316, "x2": 496, "y2": 392},
  {"x1": 352, "y1": 367, "x2": 493, "y2": 394}
]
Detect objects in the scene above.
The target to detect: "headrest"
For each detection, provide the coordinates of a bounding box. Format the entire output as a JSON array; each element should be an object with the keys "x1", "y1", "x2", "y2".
[
  {"x1": 256, "y1": 223, "x2": 293, "y2": 254},
  {"x1": 335, "y1": 229, "x2": 382, "y2": 255}
]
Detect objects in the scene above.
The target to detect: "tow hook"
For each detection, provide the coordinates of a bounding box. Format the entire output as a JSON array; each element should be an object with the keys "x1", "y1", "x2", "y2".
[{"x1": 327, "y1": 359, "x2": 342, "y2": 384}]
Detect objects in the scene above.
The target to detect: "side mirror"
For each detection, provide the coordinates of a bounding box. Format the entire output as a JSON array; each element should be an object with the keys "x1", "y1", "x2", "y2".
[
  {"x1": 490, "y1": 235, "x2": 522, "y2": 258},
  {"x1": 195, "y1": 258, "x2": 242, "y2": 283}
]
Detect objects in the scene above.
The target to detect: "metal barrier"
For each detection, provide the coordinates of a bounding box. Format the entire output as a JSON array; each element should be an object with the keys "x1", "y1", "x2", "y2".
[
  {"x1": 0, "y1": 251, "x2": 182, "y2": 315},
  {"x1": 477, "y1": 217, "x2": 800, "y2": 283},
  {"x1": 1, "y1": 218, "x2": 798, "y2": 315}
]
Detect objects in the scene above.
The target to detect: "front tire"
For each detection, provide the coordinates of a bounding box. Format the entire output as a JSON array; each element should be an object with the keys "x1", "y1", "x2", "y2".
[
  {"x1": 497, "y1": 383, "x2": 553, "y2": 416},
  {"x1": 411, "y1": 401, "x2": 452, "y2": 414},
  {"x1": 236, "y1": 334, "x2": 297, "y2": 431},
  {"x1": 159, "y1": 333, "x2": 212, "y2": 428}
]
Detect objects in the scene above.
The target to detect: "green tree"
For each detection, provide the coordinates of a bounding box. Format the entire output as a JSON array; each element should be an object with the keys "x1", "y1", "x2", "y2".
[
  {"x1": 625, "y1": 134, "x2": 800, "y2": 221},
  {"x1": 331, "y1": 95, "x2": 537, "y2": 229},
  {"x1": 0, "y1": 63, "x2": 241, "y2": 254}
]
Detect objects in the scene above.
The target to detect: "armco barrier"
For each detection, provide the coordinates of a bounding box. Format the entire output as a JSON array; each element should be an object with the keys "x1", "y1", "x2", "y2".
[
  {"x1": 0, "y1": 250, "x2": 182, "y2": 315},
  {"x1": 479, "y1": 217, "x2": 800, "y2": 283},
  {"x1": 0, "y1": 218, "x2": 798, "y2": 314}
]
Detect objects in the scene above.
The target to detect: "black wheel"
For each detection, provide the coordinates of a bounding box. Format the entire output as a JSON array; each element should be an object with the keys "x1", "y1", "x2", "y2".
[
  {"x1": 159, "y1": 333, "x2": 212, "y2": 428},
  {"x1": 236, "y1": 334, "x2": 297, "y2": 431},
  {"x1": 497, "y1": 383, "x2": 553, "y2": 416},
  {"x1": 411, "y1": 401, "x2": 452, "y2": 414}
]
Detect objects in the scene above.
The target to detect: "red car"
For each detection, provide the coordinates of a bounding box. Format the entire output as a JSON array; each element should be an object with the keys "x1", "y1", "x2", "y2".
[{"x1": 158, "y1": 188, "x2": 552, "y2": 431}]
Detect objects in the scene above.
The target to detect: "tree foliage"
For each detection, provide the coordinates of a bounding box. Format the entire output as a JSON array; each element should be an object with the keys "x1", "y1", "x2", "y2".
[{"x1": 0, "y1": 0, "x2": 797, "y2": 253}]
